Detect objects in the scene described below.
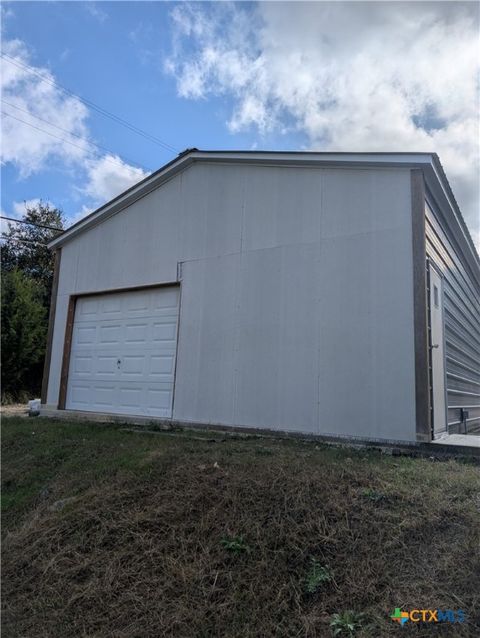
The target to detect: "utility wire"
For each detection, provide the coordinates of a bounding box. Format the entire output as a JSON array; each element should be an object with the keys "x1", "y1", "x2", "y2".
[
  {"x1": 0, "y1": 215, "x2": 63, "y2": 232},
  {"x1": 1, "y1": 52, "x2": 178, "y2": 154},
  {"x1": 1, "y1": 99, "x2": 152, "y2": 171},
  {"x1": 2, "y1": 111, "x2": 150, "y2": 173}
]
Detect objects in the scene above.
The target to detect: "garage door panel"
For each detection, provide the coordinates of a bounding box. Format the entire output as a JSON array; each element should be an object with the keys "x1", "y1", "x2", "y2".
[
  {"x1": 125, "y1": 323, "x2": 149, "y2": 343},
  {"x1": 100, "y1": 296, "x2": 122, "y2": 315},
  {"x1": 152, "y1": 319, "x2": 177, "y2": 342},
  {"x1": 153, "y1": 287, "x2": 180, "y2": 310},
  {"x1": 76, "y1": 326, "x2": 97, "y2": 345},
  {"x1": 150, "y1": 354, "x2": 176, "y2": 376},
  {"x1": 126, "y1": 291, "x2": 150, "y2": 312},
  {"x1": 68, "y1": 383, "x2": 91, "y2": 407},
  {"x1": 99, "y1": 324, "x2": 122, "y2": 344},
  {"x1": 118, "y1": 386, "x2": 143, "y2": 409},
  {"x1": 121, "y1": 355, "x2": 145, "y2": 377},
  {"x1": 147, "y1": 386, "x2": 173, "y2": 411},
  {"x1": 96, "y1": 355, "x2": 118, "y2": 376},
  {"x1": 94, "y1": 385, "x2": 117, "y2": 407},
  {"x1": 66, "y1": 286, "x2": 179, "y2": 417},
  {"x1": 73, "y1": 355, "x2": 93, "y2": 375},
  {"x1": 79, "y1": 298, "x2": 99, "y2": 318}
]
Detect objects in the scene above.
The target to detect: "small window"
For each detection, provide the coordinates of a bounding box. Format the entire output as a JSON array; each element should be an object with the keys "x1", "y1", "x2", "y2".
[{"x1": 433, "y1": 285, "x2": 439, "y2": 308}]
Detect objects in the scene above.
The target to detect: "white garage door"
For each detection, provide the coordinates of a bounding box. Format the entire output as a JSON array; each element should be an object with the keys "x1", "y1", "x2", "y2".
[{"x1": 66, "y1": 286, "x2": 180, "y2": 418}]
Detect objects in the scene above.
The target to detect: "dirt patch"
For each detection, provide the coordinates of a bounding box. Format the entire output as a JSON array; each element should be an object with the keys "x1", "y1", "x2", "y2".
[{"x1": 1, "y1": 404, "x2": 29, "y2": 418}]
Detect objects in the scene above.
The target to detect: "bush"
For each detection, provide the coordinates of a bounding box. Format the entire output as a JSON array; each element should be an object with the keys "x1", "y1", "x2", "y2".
[{"x1": 1, "y1": 269, "x2": 47, "y2": 401}]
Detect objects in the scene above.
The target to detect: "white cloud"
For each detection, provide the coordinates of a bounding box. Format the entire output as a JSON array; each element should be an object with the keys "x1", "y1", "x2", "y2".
[
  {"x1": 1, "y1": 38, "x2": 149, "y2": 226},
  {"x1": 128, "y1": 22, "x2": 157, "y2": 65},
  {"x1": 1, "y1": 39, "x2": 90, "y2": 176},
  {"x1": 59, "y1": 48, "x2": 71, "y2": 62},
  {"x1": 60, "y1": 204, "x2": 94, "y2": 229},
  {"x1": 84, "y1": 2, "x2": 108, "y2": 24},
  {"x1": 83, "y1": 154, "x2": 148, "y2": 203},
  {"x1": 167, "y1": 2, "x2": 480, "y2": 248},
  {"x1": 1, "y1": 5, "x2": 14, "y2": 21},
  {"x1": 12, "y1": 198, "x2": 52, "y2": 217},
  {"x1": 471, "y1": 228, "x2": 480, "y2": 252}
]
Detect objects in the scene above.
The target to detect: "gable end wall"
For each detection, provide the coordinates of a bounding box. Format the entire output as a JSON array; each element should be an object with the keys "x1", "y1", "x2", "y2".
[{"x1": 44, "y1": 162, "x2": 417, "y2": 442}]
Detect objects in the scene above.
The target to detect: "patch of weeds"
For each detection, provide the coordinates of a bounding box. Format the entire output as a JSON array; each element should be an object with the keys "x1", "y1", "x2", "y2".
[
  {"x1": 456, "y1": 455, "x2": 480, "y2": 467},
  {"x1": 330, "y1": 611, "x2": 366, "y2": 636},
  {"x1": 1, "y1": 484, "x2": 40, "y2": 513},
  {"x1": 144, "y1": 422, "x2": 172, "y2": 432},
  {"x1": 220, "y1": 536, "x2": 250, "y2": 554},
  {"x1": 361, "y1": 487, "x2": 385, "y2": 502},
  {"x1": 254, "y1": 447, "x2": 274, "y2": 457},
  {"x1": 305, "y1": 558, "x2": 332, "y2": 594}
]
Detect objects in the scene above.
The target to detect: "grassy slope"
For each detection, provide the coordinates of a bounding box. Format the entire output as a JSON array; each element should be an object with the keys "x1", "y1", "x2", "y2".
[{"x1": 2, "y1": 417, "x2": 479, "y2": 637}]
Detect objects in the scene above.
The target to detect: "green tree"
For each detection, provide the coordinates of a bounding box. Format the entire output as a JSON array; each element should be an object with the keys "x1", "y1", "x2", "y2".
[
  {"x1": 1, "y1": 201, "x2": 65, "y2": 401},
  {"x1": 1, "y1": 201, "x2": 64, "y2": 304},
  {"x1": 1, "y1": 269, "x2": 47, "y2": 401}
]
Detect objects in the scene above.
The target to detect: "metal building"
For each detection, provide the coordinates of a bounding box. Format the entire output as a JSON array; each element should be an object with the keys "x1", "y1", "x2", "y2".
[{"x1": 41, "y1": 151, "x2": 480, "y2": 444}]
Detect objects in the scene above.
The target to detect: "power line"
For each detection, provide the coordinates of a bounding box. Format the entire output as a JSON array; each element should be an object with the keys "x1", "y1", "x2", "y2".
[
  {"x1": 0, "y1": 215, "x2": 63, "y2": 232},
  {"x1": 1, "y1": 52, "x2": 178, "y2": 154},
  {"x1": 2, "y1": 111, "x2": 150, "y2": 173},
  {"x1": 1, "y1": 99, "x2": 152, "y2": 172},
  {"x1": 2, "y1": 110, "x2": 126, "y2": 170}
]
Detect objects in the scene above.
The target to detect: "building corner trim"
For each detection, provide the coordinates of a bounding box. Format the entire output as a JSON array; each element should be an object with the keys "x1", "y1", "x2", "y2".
[
  {"x1": 58, "y1": 296, "x2": 76, "y2": 410},
  {"x1": 41, "y1": 248, "x2": 61, "y2": 405},
  {"x1": 411, "y1": 170, "x2": 431, "y2": 442}
]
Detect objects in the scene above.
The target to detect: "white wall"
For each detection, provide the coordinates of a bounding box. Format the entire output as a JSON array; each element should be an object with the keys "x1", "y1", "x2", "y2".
[{"x1": 47, "y1": 162, "x2": 416, "y2": 441}]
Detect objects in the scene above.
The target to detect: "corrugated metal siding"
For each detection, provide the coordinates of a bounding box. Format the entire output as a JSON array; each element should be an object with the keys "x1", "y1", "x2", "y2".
[{"x1": 425, "y1": 201, "x2": 480, "y2": 434}]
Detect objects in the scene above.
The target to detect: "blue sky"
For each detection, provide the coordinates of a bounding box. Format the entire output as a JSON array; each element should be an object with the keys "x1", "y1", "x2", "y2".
[
  {"x1": 1, "y1": 2, "x2": 275, "y2": 222},
  {"x1": 1, "y1": 1, "x2": 478, "y2": 247}
]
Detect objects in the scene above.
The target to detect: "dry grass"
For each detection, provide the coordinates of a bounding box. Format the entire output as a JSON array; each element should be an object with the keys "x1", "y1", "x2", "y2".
[{"x1": 2, "y1": 417, "x2": 480, "y2": 637}]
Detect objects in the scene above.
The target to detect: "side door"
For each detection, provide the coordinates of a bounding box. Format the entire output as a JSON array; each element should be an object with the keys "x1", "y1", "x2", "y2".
[{"x1": 428, "y1": 262, "x2": 447, "y2": 436}]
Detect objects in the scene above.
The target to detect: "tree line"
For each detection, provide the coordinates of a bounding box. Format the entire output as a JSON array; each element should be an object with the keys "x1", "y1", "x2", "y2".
[{"x1": 1, "y1": 202, "x2": 65, "y2": 403}]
